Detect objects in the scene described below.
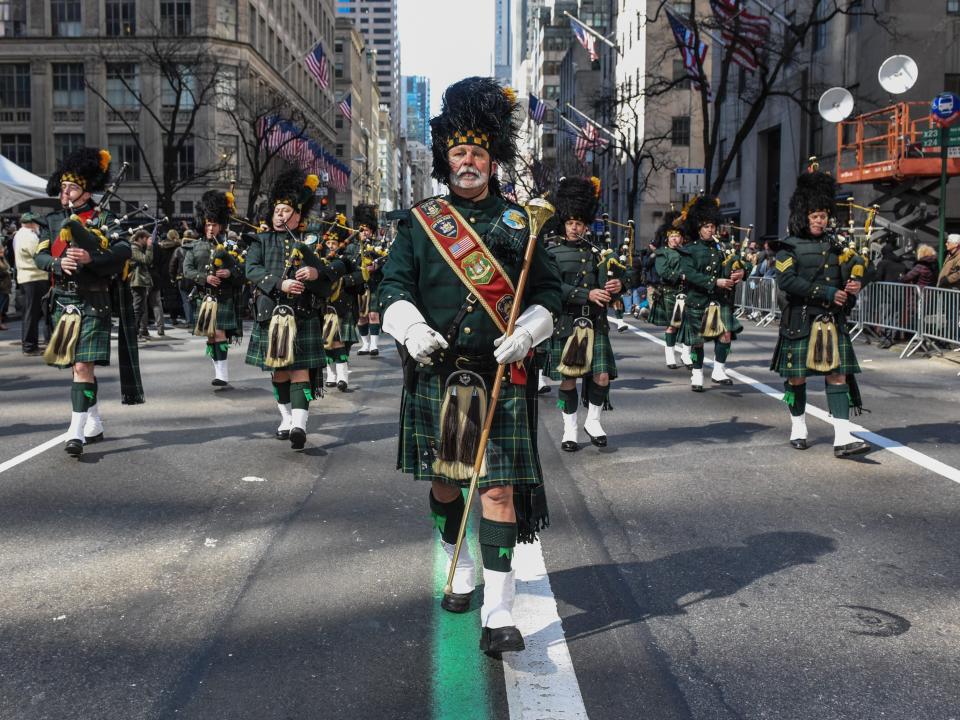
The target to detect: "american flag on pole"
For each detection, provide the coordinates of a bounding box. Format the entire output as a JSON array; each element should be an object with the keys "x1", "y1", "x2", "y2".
[
  {"x1": 338, "y1": 93, "x2": 352, "y2": 121},
  {"x1": 570, "y1": 19, "x2": 599, "y2": 62},
  {"x1": 529, "y1": 94, "x2": 546, "y2": 124},
  {"x1": 305, "y1": 42, "x2": 330, "y2": 89},
  {"x1": 709, "y1": 0, "x2": 771, "y2": 71},
  {"x1": 574, "y1": 119, "x2": 606, "y2": 164},
  {"x1": 666, "y1": 9, "x2": 709, "y2": 93}
]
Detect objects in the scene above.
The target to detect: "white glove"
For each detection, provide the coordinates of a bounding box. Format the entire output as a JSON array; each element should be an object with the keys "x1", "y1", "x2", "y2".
[
  {"x1": 493, "y1": 327, "x2": 533, "y2": 365},
  {"x1": 405, "y1": 322, "x2": 449, "y2": 364}
]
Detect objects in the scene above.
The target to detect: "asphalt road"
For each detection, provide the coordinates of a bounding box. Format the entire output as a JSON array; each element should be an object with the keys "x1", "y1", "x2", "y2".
[{"x1": 1, "y1": 318, "x2": 959, "y2": 720}]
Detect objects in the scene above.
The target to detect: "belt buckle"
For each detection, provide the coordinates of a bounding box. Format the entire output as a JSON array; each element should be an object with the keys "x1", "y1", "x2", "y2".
[
  {"x1": 581, "y1": 305, "x2": 590, "y2": 317},
  {"x1": 454, "y1": 356, "x2": 470, "y2": 370}
]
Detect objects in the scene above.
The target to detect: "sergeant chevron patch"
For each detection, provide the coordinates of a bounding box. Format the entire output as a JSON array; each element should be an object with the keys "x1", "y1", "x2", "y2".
[{"x1": 776, "y1": 257, "x2": 794, "y2": 272}]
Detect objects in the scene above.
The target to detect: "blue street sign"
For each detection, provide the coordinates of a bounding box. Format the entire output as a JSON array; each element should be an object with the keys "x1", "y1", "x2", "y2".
[
  {"x1": 931, "y1": 93, "x2": 960, "y2": 121},
  {"x1": 592, "y1": 220, "x2": 605, "y2": 235}
]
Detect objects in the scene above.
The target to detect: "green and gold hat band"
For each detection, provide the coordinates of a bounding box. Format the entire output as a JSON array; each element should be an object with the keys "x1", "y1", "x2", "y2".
[{"x1": 446, "y1": 129, "x2": 491, "y2": 150}]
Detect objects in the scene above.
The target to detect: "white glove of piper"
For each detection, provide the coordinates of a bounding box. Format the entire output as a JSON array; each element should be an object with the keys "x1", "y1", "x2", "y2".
[
  {"x1": 382, "y1": 299, "x2": 448, "y2": 364},
  {"x1": 492, "y1": 304, "x2": 554, "y2": 365}
]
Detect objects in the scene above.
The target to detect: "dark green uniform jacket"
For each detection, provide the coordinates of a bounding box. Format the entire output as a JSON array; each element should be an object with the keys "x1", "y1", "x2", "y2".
[
  {"x1": 676, "y1": 238, "x2": 724, "y2": 310},
  {"x1": 547, "y1": 240, "x2": 616, "y2": 336},
  {"x1": 182, "y1": 236, "x2": 244, "y2": 296}
]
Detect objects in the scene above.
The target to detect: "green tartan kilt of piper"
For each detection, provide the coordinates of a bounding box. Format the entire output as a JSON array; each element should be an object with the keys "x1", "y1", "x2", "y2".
[
  {"x1": 676, "y1": 302, "x2": 743, "y2": 346},
  {"x1": 648, "y1": 287, "x2": 678, "y2": 327},
  {"x1": 398, "y1": 372, "x2": 541, "y2": 488},
  {"x1": 336, "y1": 314, "x2": 360, "y2": 345},
  {"x1": 771, "y1": 332, "x2": 861, "y2": 378},
  {"x1": 245, "y1": 313, "x2": 325, "y2": 371},
  {"x1": 49, "y1": 291, "x2": 111, "y2": 368},
  {"x1": 195, "y1": 293, "x2": 239, "y2": 332},
  {"x1": 545, "y1": 330, "x2": 618, "y2": 382}
]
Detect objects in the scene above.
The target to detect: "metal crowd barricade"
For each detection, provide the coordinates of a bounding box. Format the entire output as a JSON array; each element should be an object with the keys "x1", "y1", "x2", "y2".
[
  {"x1": 851, "y1": 281, "x2": 922, "y2": 358},
  {"x1": 736, "y1": 276, "x2": 778, "y2": 327},
  {"x1": 916, "y1": 286, "x2": 960, "y2": 355}
]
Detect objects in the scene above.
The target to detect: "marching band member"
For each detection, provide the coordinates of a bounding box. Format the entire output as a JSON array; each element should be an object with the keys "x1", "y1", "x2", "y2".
[
  {"x1": 321, "y1": 218, "x2": 364, "y2": 390},
  {"x1": 354, "y1": 204, "x2": 387, "y2": 357},
  {"x1": 647, "y1": 212, "x2": 685, "y2": 368}
]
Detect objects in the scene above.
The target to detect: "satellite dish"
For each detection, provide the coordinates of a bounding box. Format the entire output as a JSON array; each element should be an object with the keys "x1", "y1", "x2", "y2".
[
  {"x1": 878, "y1": 55, "x2": 918, "y2": 95},
  {"x1": 818, "y1": 87, "x2": 855, "y2": 123}
]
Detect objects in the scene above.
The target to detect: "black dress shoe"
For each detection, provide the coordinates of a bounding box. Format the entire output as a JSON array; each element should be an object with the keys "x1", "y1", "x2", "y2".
[
  {"x1": 212, "y1": 378, "x2": 228, "y2": 386},
  {"x1": 585, "y1": 431, "x2": 607, "y2": 448},
  {"x1": 357, "y1": 349, "x2": 370, "y2": 355},
  {"x1": 84, "y1": 432, "x2": 104, "y2": 444},
  {"x1": 691, "y1": 385, "x2": 704, "y2": 392},
  {"x1": 666, "y1": 363, "x2": 679, "y2": 369},
  {"x1": 537, "y1": 385, "x2": 551, "y2": 395},
  {"x1": 711, "y1": 377, "x2": 733, "y2": 386},
  {"x1": 289, "y1": 427, "x2": 306, "y2": 450},
  {"x1": 561, "y1": 440, "x2": 579, "y2": 452},
  {"x1": 369, "y1": 349, "x2": 379, "y2": 357},
  {"x1": 440, "y1": 591, "x2": 473, "y2": 614},
  {"x1": 617, "y1": 324, "x2": 627, "y2": 333},
  {"x1": 325, "y1": 380, "x2": 337, "y2": 387},
  {"x1": 337, "y1": 380, "x2": 348, "y2": 392},
  {"x1": 276, "y1": 429, "x2": 290, "y2": 440},
  {"x1": 683, "y1": 363, "x2": 694, "y2": 370},
  {"x1": 790, "y1": 438, "x2": 809, "y2": 450},
  {"x1": 834, "y1": 440, "x2": 870, "y2": 458},
  {"x1": 65, "y1": 439, "x2": 83, "y2": 457},
  {"x1": 479, "y1": 626, "x2": 525, "y2": 655}
]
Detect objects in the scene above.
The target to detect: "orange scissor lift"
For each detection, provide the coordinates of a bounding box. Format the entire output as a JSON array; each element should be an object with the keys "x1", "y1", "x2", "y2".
[{"x1": 835, "y1": 101, "x2": 960, "y2": 243}]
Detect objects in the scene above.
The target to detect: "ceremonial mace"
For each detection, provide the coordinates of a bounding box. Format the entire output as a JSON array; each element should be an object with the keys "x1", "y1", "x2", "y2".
[{"x1": 443, "y1": 197, "x2": 556, "y2": 598}]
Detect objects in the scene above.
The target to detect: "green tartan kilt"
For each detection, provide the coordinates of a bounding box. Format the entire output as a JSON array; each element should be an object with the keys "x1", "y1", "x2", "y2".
[
  {"x1": 398, "y1": 372, "x2": 541, "y2": 488},
  {"x1": 771, "y1": 332, "x2": 861, "y2": 378},
  {"x1": 545, "y1": 329, "x2": 617, "y2": 381},
  {"x1": 49, "y1": 291, "x2": 111, "y2": 368},
  {"x1": 676, "y1": 302, "x2": 743, "y2": 346},
  {"x1": 245, "y1": 314, "x2": 326, "y2": 371},
  {"x1": 338, "y1": 316, "x2": 360, "y2": 345},
  {"x1": 648, "y1": 287, "x2": 678, "y2": 327},
  {"x1": 195, "y1": 293, "x2": 238, "y2": 332}
]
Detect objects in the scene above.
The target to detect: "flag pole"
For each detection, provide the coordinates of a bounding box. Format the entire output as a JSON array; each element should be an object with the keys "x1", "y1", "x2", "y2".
[
  {"x1": 280, "y1": 38, "x2": 321, "y2": 76},
  {"x1": 565, "y1": 103, "x2": 616, "y2": 140},
  {"x1": 562, "y1": 11, "x2": 619, "y2": 51}
]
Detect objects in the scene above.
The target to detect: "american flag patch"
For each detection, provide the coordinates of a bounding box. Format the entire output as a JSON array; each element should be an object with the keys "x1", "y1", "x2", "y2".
[{"x1": 449, "y1": 236, "x2": 475, "y2": 258}]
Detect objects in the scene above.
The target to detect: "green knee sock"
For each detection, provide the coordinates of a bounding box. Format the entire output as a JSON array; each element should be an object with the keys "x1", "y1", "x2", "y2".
[
  {"x1": 557, "y1": 387, "x2": 578, "y2": 414},
  {"x1": 664, "y1": 332, "x2": 676, "y2": 347},
  {"x1": 325, "y1": 349, "x2": 339, "y2": 364},
  {"x1": 714, "y1": 341, "x2": 730, "y2": 363},
  {"x1": 272, "y1": 380, "x2": 291, "y2": 404},
  {"x1": 359, "y1": 324, "x2": 369, "y2": 337},
  {"x1": 783, "y1": 381, "x2": 806, "y2": 416},
  {"x1": 615, "y1": 307, "x2": 624, "y2": 320},
  {"x1": 291, "y1": 381, "x2": 312, "y2": 409},
  {"x1": 691, "y1": 346, "x2": 704, "y2": 369},
  {"x1": 479, "y1": 518, "x2": 516, "y2": 572},
  {"x1": 429, "y1": 489, "x2": 465, "y2": 546},
  {"x1": 370, "y1": 323, "x2": 380, "y2": 336},
  {"x1": 587, "y1": 381, "x2": 608, "y2": 406},
  {"x1": 71, "y1": 381, "x2": 96, "y2": 412},
  {"x1": 825, "y1": 383, "x2": 850, "y2": 420}
]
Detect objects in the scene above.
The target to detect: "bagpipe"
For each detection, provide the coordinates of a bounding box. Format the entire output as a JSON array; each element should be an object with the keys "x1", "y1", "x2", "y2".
[
  {"x1": 265, "y1": 232, "x2": 316, "y2": 368},
  {"x1": 193, "y1": 237, "x2": 241, "y2": 338}
]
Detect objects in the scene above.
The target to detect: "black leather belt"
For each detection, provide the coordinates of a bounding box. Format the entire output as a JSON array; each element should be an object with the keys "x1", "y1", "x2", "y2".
[{"x1": 56, "y1": 280, "x2": 109, "y2": 293}]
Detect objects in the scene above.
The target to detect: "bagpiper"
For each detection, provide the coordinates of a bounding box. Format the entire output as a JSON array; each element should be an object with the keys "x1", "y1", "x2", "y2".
[
  {"x1": 34, "y1": 147, "x2": 144, "y2": 456},
  {"x1": 182, "y1": 190, "x2": 244, "y2": 388},
  {"x1": 771, "y1": 166, "x2": 871, "y2": 457},
  {"x1": 647, "y1": 211, "x2": 685, "y2": 368},
  {"x1": 379, "y1": 76, "x2": 561, "y2": 655},
  {"x1": 354, "y1": 203, "x2": 387, "y2": 357},
  {"x1": 545, "y1": 176, "x2": 624, "y2": 451},
  {"x1": 244, "y1": 169, "x2": 345, "y2": 450},
  {"x1": 321, "y1": 217, "x2": 364, "y2": 390},
  {"x1": 675, "y1": 196, "x2": 746, "y2": 391}
]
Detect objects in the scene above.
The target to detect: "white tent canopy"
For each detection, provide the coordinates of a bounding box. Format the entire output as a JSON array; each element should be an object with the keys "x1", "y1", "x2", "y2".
[{"x1": 0, "y1": 153, "x2": 48, "y2": 212}]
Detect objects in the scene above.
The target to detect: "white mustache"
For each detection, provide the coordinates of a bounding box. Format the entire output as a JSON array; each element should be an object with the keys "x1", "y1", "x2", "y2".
[{"x1": 456, "y1": 167, "x2": 481, "y2": 178}]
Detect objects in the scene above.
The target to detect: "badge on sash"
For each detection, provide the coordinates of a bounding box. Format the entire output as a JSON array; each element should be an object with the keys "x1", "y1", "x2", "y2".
[{"x1": 501, "y1": 209, "x2": 526, "y2": 230}]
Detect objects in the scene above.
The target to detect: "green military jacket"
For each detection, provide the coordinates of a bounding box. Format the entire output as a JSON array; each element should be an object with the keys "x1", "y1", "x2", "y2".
[
  {"x1": 773, "y1": 233, "x2": 858, "y2": 340},
  {"x1": 379, "y1": 192, "x2": 562, "y2": 364},
  {"x1": 654, "y1": 245, "x2": 683, "y2": 288},
  {"x1": 676, "y1": 238, "x2": 725, "y2": 310},
  {"x1": 244, "y1": 230, "x2": 344, "y2": 322},
  {"x1": 182, "y1": 235, "x2": 243, "y2": 296},
  {"x1": 547, "y1": 239, "x2": 614, "y2": 336},
  {"x1": 326, "y1": 240, "x2": 365, "y2": 317},
  {"x1": 35, "y1": 202, "x2": 127, "y2": 288}
]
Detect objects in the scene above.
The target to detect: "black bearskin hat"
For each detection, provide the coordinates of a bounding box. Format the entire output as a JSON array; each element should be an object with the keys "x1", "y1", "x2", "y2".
[
  {"x1": 269, "y1": 168, "x2": 320, "y2": 218},
  {"x1": 788, "y1": 170, "x2": 837, "y2": 237},
  {"x1": 554, "y1": 176, "x2": 598, "y2": 224},
  {"x1": 46, "y1": 147, "x2": 111, "y2": 196},
  {"x1": 654, "y1": 211, "x2": 684, "y2": 247},
  {"x1": 681, "y1": 195, "x2": 723, "y2": 241},
  {"x1": 353, "y1": 203, "x2": 378, "y2": 232},
  {"x1": 430, "y1": 76, "x2": 521, "y2": 193},
  {"x1": 195, "y1": 190, "x2": 233, "y2": 231}
]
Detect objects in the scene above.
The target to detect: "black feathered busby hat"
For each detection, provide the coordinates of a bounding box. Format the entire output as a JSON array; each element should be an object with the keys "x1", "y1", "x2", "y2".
[
  {"x1": 46, "y1": 147, "x2": 112, "y2": 196},
  {"x1": 195, "y1": 189, "x2": 233, "y2": 231},
  {"x1": 681, "y1": 195, "x2": 723, "y2": 241},
  {"x1": 654, "y1": 210, "x2": 684, "y2": 247},
  {"x1": 353, "y1": 203, "x2": 378, "y2": 232},
  {"x1": 555, "y1": 176, "x2": 599, "y2": 224},
  {"x1": 788, "y1": 169, "x2": 837, "y2": 237},
  {"x1": 269, "y1": 168, "x2": 320, "y2": 218},
  {"x1": 430, "y1": 76, "x2": 520, "y2": 193}
]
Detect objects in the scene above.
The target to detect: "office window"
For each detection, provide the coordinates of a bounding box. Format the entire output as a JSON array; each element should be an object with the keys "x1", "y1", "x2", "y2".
[
  {"x1": 162, "y1": 67, "x2": 196, "y2": 109},
  {"x1": 52, "y1": 62, "x2": 84, "y2": 108},
  {"x1": 949, "y1": 0, "x2": 960, "y2": 14},
  {"x1": 671, "y1": 116, "x2": 690, "y2": 146},
  {"x1": 216, "y1": 0, "x2": 237, "y2": 39},
  {"x1": 335, "y1": 61, "x2": 343, "y2": 79},
  {"x1": 0, "y1": 0, "x2": 27, "y2": 37},
  {"x1": 216, "y1": 66, "x2": 237, "y2": 111},
  {"x1": 812, "y1": 3, "x2": 827, "y2": 52},
  {"x1": 180, "y1": 200, "x2": 194, "y2": 215},
  {"x1": 672, "y1": 60, "x2": 690, "y2": 89},
  {"x1": 218, "y1": 135, "x2": 239, "y2": 182},
  {"x1": 846, "y1": 0, "x2": 862, "y2": 33},
  {"x1": 106, "y1": 63, "x2": 139, "y2": 108},
  {"x1": 335, "y1": 114, "x2": 343, "y2": 128},
  {"x1": 105, "y1": 0, "x2": 135, "y2": 36},
  {"x1": 175, "y1": 137, "x2": 195, "y2": 181},
  {"x1": 51, "y1": 0, "x2": 81, "y2": 36},
  {"x1": 108, "y1": 134, "x2": 141, "y2": 180},
  {"x1": 0, "y1": 133, "x2": 31, "y2": 169},
  {"x1": 160, "y1": 1, "x2": 191, "y2": 35},
  {"x1": 0, "y1": 64, "x2": 30, "y2": 108},
  {"x1": 54, "y1": 133, "x2": 85, "y2": 166}
]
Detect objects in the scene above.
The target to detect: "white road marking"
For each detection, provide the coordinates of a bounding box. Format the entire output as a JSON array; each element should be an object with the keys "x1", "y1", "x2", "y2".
[
  {"x1": 504, "y1": 540, "x2": 588, "y2": 720},
  {"x1": 624, "y1": 323, "x2": 960, "y2": 486},
  {"x1": 0, "y1": 433, "x2": 69, "y2": 475},
  {"x1": 241, "y1": 476, "x2": 267, "y2": 483}
]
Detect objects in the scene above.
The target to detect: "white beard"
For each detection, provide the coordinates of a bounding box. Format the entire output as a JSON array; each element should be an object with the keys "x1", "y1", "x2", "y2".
[{"x1": 450, "y1": 168, "x2": 489, "y2": 190}]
